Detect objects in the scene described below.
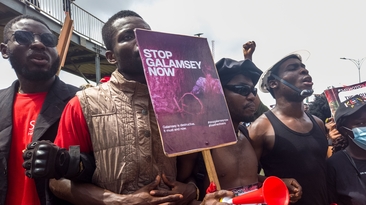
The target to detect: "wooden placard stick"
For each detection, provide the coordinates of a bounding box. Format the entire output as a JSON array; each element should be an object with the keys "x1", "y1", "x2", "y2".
[
  {"x1": 201, "y1": 149, "x2": 221, "y2": 190},
  {"x1": 56, "y1": 12, "x2": 74, "y2": 76}
]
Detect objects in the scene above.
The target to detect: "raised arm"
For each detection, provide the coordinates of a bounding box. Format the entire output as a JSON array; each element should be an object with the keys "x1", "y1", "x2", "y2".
[{"x1": 242, "y1": 41, "x2": 256, "y2": 61}]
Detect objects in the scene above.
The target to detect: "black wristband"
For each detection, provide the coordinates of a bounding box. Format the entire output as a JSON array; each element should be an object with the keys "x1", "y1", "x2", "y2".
[{"x1": 64, "y1": 145, "x2": 81, "y2": 178}]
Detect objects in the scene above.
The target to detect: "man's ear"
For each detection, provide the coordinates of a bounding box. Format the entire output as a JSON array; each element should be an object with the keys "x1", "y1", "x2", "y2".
[
  {"x1": 105, "y1": 50, "x2": 117, "y2": 65},
  {"x1": 269, "y1": 79, "x2": 278, "y2": 89},
  {"x1": 0, "y1": 43, "x2": 9, "y2": 59}
]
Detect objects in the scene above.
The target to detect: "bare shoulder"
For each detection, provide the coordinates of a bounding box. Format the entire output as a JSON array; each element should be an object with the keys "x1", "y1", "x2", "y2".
[
  {"x1": 311, "y1": 114, "x2": 326, "y2": 133},
  {"x1": 247, "y1": 113, "x2": 275, "y2": 158},
  {"x1": 248, "y1": 114, "x2": 272, "y2": 140}
]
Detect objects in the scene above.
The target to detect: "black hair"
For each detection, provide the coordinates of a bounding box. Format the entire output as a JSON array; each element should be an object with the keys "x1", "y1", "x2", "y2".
[
  {"x1": 3, "y1": 15, "x2": 52, "y2": 43},
  {"x1": 332, "y1": 136, "x2": 348, "y2": 153},
  {"x1": 267, "y1": 54, "x2": 302, "y2": 98},
  {"x1": 308, "y1": 93, "x2": 331, "y2": 122},
  {"x1": 101, "y1": 10, "x2": 142, "y2": 50}
]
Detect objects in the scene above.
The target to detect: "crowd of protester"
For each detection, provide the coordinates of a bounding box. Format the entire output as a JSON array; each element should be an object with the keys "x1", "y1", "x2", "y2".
[{"x1": 0, "y1": 9, "x2": 365, "y2": 205}]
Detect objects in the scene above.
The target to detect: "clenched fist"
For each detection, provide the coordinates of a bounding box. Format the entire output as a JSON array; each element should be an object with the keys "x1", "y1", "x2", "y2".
[{"x1": 22, "y1": 140, "x2": 79, "y2": 179}]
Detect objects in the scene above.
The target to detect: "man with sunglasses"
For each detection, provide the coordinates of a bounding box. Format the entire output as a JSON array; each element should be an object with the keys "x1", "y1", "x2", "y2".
[
  {"x1": 248, "y1": 51, "x2": 328, "y2": 205},
  {"x1": 214, "y1": 58, "x2": 262, "y2": 194},
  {"x1": 0, "y1": 15, "x2": 79, "y2": 204},
  {"x1": 185, "y1": 57, "x2": 265, "y2": 203}
]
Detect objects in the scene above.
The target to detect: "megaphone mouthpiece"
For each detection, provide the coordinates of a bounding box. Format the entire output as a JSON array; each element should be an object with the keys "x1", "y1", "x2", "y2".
[{"x1": 220, "y1": 197, "x2": 233, "y2": 204}]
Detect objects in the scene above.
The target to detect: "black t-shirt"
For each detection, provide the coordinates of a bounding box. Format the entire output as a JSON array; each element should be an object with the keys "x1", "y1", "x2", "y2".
[
  {"x1": 262, "y1": 111, "x2": 328, "y2": 205},
  {"x1": 327, "y1": 151, "x2": 366, "y2": 205}
]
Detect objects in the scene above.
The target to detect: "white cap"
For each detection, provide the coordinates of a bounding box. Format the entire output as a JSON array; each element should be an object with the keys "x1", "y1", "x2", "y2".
[{"x1": 258, "y1": 50, "x2": 310, "y2": 93}]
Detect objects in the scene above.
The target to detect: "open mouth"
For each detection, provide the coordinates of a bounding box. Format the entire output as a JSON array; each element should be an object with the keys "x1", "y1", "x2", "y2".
[
  {"x1": 29, "y1": 53, "x2": 49, "y2": 65},
  {"x1": 302, "y1": 76, "x2": 313, "y2": 86}
]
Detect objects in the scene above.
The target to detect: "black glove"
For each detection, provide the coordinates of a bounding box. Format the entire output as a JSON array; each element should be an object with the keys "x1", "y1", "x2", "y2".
[{"x1": 22, "y1": 140, "x2": 80, "y2": 179}]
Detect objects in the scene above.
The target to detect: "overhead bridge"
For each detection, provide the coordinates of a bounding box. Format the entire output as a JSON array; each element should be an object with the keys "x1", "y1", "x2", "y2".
[{"x1": 0, "y1": 0, "x2": 116, "y2": 83}]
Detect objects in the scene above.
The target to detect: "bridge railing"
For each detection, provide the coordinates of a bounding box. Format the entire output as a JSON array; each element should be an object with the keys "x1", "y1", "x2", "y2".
[{"x1": 23, "y1": 0, "x2": 105, "y2": 47}]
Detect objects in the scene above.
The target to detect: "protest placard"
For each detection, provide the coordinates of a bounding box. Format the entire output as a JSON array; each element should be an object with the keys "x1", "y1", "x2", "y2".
[
  {"x1": 324, "y1": 81, "x2": 366, "y2": 116},
  {"x1": 135, "y1": 29, "x2": 241, "y2": 189},
  {"x1": 135, "y1": 29, "x2": 237, "y2": 157}
]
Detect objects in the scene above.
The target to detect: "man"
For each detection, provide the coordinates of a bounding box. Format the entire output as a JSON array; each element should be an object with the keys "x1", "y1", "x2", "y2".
[
  {"x1": 327, "y1": 95, "x2": 366, "y2": 204},
  {"x1": 178, "y1": 57, "x2": 264, "y2": 204},
  {"x1": 0, "y1": 15, "x2": 79, "y2": 204},
  {"x1": 248, "y1": 51, "x2": 328, "y2": 205},
  {"x1": 210, "y1": 57, "x2": 263, "y2": 192},
  {"x1": 186, "y1": 45, "x2": 300, "y2": 203},
  {"x1": 23, "y1": 10, "x2": 229, "y2": 205}
]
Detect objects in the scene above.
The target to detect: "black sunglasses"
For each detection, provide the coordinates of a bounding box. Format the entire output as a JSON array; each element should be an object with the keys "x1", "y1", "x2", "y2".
[
  {"x1": 10, "y1": 30, "x2": 58, "y2": 47},
  {"x1": 225, "y1": 85, "x2": 257, "y2": 97}
]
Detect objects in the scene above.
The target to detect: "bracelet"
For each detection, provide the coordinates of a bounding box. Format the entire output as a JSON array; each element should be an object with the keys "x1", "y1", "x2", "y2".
[{"x1": 187, "y1": 181, "x2": 200, "y2": 201}]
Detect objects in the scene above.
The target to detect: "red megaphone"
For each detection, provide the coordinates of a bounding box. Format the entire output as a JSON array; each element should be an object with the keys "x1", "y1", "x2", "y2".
[{"x1": 223, "y1": 176, "x2": 289, "y2": 205}]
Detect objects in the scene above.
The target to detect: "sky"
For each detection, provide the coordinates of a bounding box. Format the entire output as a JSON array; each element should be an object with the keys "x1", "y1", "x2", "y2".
[{"x1": 1, "y1": 0, "x2": 366, "y2": 106}]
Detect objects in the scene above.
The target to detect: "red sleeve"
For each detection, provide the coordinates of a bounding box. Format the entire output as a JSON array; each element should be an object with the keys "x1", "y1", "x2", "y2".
[{"x1": 54, "y1": 96, "x2": 93, "y2": 153}]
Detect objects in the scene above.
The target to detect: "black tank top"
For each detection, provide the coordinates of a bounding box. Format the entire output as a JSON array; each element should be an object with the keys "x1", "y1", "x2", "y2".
[{"x1": 262, "y1": 110, "x2": 328, "y2": 205}]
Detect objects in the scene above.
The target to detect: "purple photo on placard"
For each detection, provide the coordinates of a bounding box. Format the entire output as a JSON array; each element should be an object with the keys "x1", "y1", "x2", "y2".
[{"x1": 135, "y1": 29, "x2": 237, "y2": 156}]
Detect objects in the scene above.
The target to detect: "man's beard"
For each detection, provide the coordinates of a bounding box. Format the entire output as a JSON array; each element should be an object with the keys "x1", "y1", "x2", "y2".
[{"x1": 9, "y1": 51, "x2": 60, "y2": 82}]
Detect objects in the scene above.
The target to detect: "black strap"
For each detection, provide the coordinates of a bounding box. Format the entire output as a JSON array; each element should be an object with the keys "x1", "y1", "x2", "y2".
[
  {"x1": 342, "y1": 150, "x2": 366, "y2": 191},
  {"x1": 238, "y1": 124, "x2": 250, "y2": 141},
  {"x1": 238, "y1": 124, "x2": 262, "y2": 174},
  {"x1": 272, "y1": 74, "x2": 313, "y2": 97}
]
